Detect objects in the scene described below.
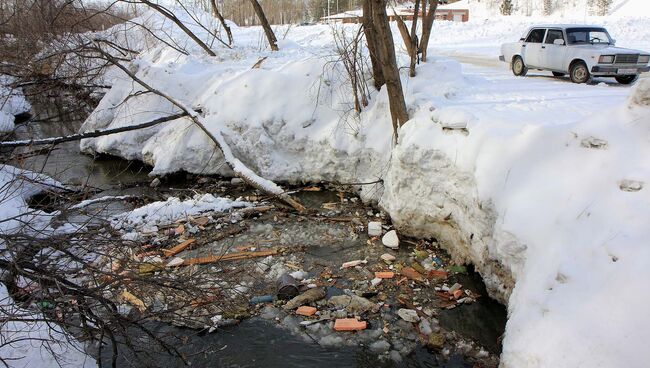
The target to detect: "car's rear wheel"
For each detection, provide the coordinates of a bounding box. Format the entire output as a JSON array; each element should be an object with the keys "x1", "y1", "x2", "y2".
[
  {"x1": 615, "y1": 75, "x2": 638, "y2": 85},
  {"x1": 552, "y1": 72, "x2": 565, "y2": 77},
  {"x1": 570, "y1": 62, "x2": 590, "y2": 84},
  {"x1": 512, "y1": 56, "x2": 527, "y2": 77}
]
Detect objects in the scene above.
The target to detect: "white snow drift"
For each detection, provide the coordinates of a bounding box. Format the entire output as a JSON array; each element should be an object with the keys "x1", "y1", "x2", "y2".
[{"x1": 74, "y1": 7, "x2": 650, "y2": 368}]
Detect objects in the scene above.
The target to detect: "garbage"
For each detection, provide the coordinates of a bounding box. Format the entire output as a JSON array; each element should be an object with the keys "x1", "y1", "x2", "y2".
[
  {"x1": 397, "y1": 308, "x2": 420, "y2": 323},
  {"x1": 427, "y1": 270, "x2": 448, "y2": 280},
  {"x1": 174, "y1": 224, "x2": 185, "y2": 235},
  {"x1": 149, "y1": 177, "x2": 161, "y2": 188},
  {"x1": 166, "y1": 257, "x2": 184, "y2": 267},
  {"x1": 231, "y1": 177, "x2": 244, "y2": 185},
  {"x1": 341, "y1": 259, "x2": 367, "y2": 269},
  {"x1": 333, "y1": 318, "x2": 367, "y2": 331},
  {"x1": 191, "y1": 216, "x2": 210, "y2": 226},
  {"x1": 295, "y1": 306, "x2": 318, "y2": 316},
  {"x1": 380, "y1": 253, "x2": 396, "y2": 264},
  {"x1": 449, "y1": 265, "x2": 467, "y2": 274},
  {"x1": 138, "y1": 263, "x2": 163, "y2": 275},
  {"x1": 250, "y1": 295, "x2": 274, "y2": 305},
  {"x1": 328, "y1": 295, "x2": 376, "y2": 314},
  {"x1": 289, "y1": 270, "x2": 308, "y2": 280},
  {"x1": 371, "y1": 278, "x2": 382, "y2": 287},
  {"x1": 374, "y1": 271, "x2": 395, "y2": 279},
  {"x1": 121, "y1": 290, "x2": 146, "y2": 312},
  {"x1": 400, "y1": 267, "x2": 424, "y2": 282},
  {"x1": 162, "y1": 238, "x2": 196, "y2": 257},
  {"x1": 448, "y1": 283, "x2": 462, "y2": 293},
  {"x1": 452, "y1": 290, "x2": 464, "y2": 300},
  {"x1": 427, "y1": 332, "x2": 445, "y2": 350},
  {"x1": 277, "y1": 273, "x2": 300, "y2": 300},
  {"x1": 174, "y1": 249, "x2": 279, "y2": 266},
  {"x1": 368, "y1": 221, "x2": 383, "y2": 237},
  {"x1": 410, "y1": 262, "x2": 426, "y2": 275},
  {"x1": 382, "y1": 230, "x2": 399, "y2": 249},
  {"x1": 283, "y1": 287, "x2": 327, "y2": 310}
]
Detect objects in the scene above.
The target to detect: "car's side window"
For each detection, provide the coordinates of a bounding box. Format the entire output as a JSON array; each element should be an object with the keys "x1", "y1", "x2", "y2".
[
  {"x1": 525, "y1": 29, "x2": 546, "y2": 43},
  {"x1": 545, "y1": 29, "x2": 564, "y2": 44}
]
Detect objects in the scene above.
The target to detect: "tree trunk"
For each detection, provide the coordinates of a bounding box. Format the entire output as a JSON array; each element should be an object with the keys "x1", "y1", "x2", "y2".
[
  {"x1": 394, "y1": 12, "x2": 413, "y2": 56},
  {"x1": 370, "y1": 0, "x2": 409, "y2": 138},
  {"x1": 409, "y1": 0, "x2": 421, "y2": 77},
  {"x1": 419, "y1": 0, "x2": 438, "y2": 62},
  {"x1": 210, "y1": 0, "x2": 233, "y2": 45},
  {"x1": 249, "y1": 0, "x2": 278, "y2": 51},
  {"x1": 362, "y1": 0, "x2": 385, "y2": 90}
]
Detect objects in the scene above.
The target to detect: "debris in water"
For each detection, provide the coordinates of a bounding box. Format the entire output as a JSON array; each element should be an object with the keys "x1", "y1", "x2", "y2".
[
  {"x1": 382, "y1": 230, "x2": 399, "y2": 249},
  {"x1": 333, "y1": 318, "x2": 367, "y2": 331}
]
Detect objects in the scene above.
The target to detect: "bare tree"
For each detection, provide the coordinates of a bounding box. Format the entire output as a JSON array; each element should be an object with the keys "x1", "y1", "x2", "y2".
[
  {"x1": 408, "y1": 0, "x2": 421, "y2": 77},
  {"x1": 361, "y1": 0, "x2": 384, "y2": 90},
  {"x1": 367, "y1": 0, "x2": 409, "y2": 138},
  {"x1": 419, "y1": 0, "x2": 438, "y2": 62},
  {"x1": 249, "y1": 0, "x2": 278, "y2": 51},
  {"x1": 209, "y1": 0, "x2": 233, "y2": 45}
]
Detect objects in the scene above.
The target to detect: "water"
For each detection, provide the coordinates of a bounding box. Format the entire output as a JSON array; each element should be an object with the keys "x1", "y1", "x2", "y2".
[{"x1": 12, "y1": 95, "x2": 507, "y2": 367}]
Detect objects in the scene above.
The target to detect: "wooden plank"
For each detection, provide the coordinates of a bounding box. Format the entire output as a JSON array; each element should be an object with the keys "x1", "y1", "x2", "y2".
[
  {"x1": 176, "y1": 249, "x2": 278, "y2": 267},
  {"x1": 162, "y1": 238, "x2": 196, "y2": 257}
]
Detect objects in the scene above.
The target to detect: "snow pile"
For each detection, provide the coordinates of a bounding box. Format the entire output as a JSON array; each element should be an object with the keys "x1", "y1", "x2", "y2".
[
  {"x1": 0, "y1": 165, "x2": 66, "y2": 234},
  {"x1": 0, "y1": 75, "x2": 31, "y2": 133},
  {"x1": 0, "y1": 166, "x2": 94, "y2": 367},
  {"x1": 78, "y1": 7, "x2": 650, "y2": 368},
  {"x1": 111, "y1": 194, "x2": 251, "y2": 234},
  {"x1": 0, "y1": 285, "x2": 94, "y2": 368}
]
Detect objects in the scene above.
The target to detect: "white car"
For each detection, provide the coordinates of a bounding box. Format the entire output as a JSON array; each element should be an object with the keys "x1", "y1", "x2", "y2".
[{"x1": 500, "y1": 25, "x2": 650, "y2": 84}]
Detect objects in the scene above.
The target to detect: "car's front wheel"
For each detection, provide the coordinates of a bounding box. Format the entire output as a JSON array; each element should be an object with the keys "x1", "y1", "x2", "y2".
[
  {"x1": 570, "y1": 62, "x2": 591, "y2": 84},
  {"x1": 552, "y1": 72, "x2": 565, "y2": 77},
  {"x1": 512, "y1": 56, "x2": 527, "y2": 77},
  {"x1": 615, "y1": 75, "x2": 638, "y2": 85}
]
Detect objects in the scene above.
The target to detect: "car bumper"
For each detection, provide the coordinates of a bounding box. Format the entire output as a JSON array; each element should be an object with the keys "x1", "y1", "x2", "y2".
[
  {"x1": 591, "y1": 65, "x2": 650, "y2": 76},
  {"x1": 499, "y1": 55, "x2": 506, "y2": 62}
]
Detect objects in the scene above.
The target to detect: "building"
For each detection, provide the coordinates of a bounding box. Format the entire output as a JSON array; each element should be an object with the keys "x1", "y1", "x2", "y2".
[{"x1": 320, "y1": 3, "x2": 469, "y2": 24}]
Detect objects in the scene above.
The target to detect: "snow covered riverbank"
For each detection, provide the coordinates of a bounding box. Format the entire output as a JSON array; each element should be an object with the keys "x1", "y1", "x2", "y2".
[{"x1": 77, "y1": 9, "x2": 650, "y2": 368}]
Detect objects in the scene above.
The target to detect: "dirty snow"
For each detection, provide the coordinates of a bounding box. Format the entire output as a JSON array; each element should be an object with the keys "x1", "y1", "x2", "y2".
[
  {"x1": 71, "y1": 6, "x2": 650, "y2": 368},
  {"x1": 111, "y1": 193, "x2": 251, "y2": 234}
]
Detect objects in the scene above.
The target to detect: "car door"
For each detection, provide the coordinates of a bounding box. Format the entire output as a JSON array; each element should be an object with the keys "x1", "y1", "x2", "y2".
[
  {"x1": 542, "y1": 29, "x2": 568, "y2": 71},
  {"x1": 522, "y1": 28, "x2": 547, "y2": 68}
]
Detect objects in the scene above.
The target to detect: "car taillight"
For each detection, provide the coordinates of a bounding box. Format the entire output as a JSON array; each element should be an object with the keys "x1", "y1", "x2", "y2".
[
  {"x1": 599, "y1": 55, "x2": 615, "y2": 64},
  {"x1": 639, "y1": 55, "x2": 650, "y2": 64}
]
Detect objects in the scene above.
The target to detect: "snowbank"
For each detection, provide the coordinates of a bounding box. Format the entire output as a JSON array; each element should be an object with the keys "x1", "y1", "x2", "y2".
[
  {"x1": 0, "y1": 166, "x2": 95, "y2": 367},
  {"x1": 0, "y1": 75, "x2": 31, "y2": 133},
  {"x1": 78, "y1": 8, "x2": 650, "y2": 368}
]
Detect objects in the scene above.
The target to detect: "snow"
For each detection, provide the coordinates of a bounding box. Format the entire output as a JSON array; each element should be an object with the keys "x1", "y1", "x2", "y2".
[
  {"x1": 75, "y1": 6, "x2": 650, "y2": 368},
  {"x1": 111, "y1": 193, "x2": 251, "y2": 234},
  {"x1": 0, "y1": 285, "x2": 94, "y2": 368},
  {"x1": 0, "y1": 75, "x2": 31, "y2": 133},
  {"x1": 0, "y1": 166, "x2": 94, "y2": 367}
]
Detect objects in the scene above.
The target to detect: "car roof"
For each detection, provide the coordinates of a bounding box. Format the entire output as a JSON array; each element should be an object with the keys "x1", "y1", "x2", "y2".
[{"x1": 528, "y1": 24, "x2": 605, "y2": 29}]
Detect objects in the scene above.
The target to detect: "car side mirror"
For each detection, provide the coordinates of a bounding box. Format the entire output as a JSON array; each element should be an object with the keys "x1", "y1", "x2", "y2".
[{"x1": 553, "y1": 39, "x2": 565, "y2": 46}]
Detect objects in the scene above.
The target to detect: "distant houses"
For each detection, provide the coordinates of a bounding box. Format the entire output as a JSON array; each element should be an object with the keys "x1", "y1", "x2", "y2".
[{"x1": 320, "y1": 3, "x2": 469, "y2": 24}]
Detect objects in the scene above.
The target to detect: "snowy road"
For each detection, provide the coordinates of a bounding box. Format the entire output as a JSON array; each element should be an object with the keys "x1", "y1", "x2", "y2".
[{"x1": 423, "y1": 49, "x2": 637, "y2": 130}]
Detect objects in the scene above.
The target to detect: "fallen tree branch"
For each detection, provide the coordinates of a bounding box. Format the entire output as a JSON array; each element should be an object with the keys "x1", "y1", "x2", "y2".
[
  {"x1": 0, "y1": 113, "x2": 189, "y2": 148},
  {"x1": 91, "y1": 41, "x2": 306, "y2": 213}
]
